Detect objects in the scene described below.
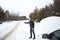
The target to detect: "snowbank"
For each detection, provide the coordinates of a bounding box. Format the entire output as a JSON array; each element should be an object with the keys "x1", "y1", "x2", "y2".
[{"x1": 0, "y1": 21, "x2": 19, "y2": 40}]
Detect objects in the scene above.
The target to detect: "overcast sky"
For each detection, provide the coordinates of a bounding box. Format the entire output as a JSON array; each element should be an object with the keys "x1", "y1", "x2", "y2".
[{"x1": 0, "y1": 0, "x2": 53, "y2": 17}]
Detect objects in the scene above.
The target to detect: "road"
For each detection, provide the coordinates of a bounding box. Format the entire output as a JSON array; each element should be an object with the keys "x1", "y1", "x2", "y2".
[{"x1": 3, "y1": 21, "x2": 45, "y2": 40}]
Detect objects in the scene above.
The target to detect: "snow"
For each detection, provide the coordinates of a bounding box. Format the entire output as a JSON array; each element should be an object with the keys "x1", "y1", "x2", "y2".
[
  {"x1": 0, "y1": 16, "x2": 60, "y2": 40},
  {"x1": 0, "y1": 21, "x2": 19, "y2": 40},
  {"x1": 40, "y1": 16, "x2": 60, "y2": 34}
]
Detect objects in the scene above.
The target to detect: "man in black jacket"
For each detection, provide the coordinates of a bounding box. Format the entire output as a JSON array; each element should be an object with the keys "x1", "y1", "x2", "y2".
[{"x1": 24, "y1": 20, "x2": 36, "y2": 39}]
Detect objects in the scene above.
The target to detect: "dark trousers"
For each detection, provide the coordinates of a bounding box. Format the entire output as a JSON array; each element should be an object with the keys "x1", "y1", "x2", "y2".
[{"x1": 30, "y1": 28, "x2": 35, "y2": 38}]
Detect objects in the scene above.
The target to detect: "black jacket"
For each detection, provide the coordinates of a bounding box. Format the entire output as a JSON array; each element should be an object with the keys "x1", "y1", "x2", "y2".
[
  {"x1": 29, "y1": 20, "x2": 34, "y2": 28},
  {"x1": 24, "y1": 20, "x2": 35, "y2": 28}
]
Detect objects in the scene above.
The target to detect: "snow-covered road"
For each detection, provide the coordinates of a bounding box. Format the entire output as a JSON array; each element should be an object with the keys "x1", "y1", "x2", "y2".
[
  {"x1": 5, "y1": 21, "x2": 44, "y2": 40},
  {"x1": 0, "y1": 16, "x2": 60, "y2": 40}
]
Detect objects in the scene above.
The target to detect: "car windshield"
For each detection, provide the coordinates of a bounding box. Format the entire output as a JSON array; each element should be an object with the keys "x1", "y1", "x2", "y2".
[{"x1": 54, "y1": 29, "x2": 60, "y2": 38}]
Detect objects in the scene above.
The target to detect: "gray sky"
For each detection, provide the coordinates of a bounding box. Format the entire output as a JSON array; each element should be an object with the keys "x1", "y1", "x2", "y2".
[{"x1": 0, "y1": 0, "x2": 53, "y2": 17}]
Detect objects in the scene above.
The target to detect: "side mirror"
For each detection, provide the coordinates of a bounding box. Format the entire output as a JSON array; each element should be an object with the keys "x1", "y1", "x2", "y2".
[
  {"x1": 42, "y1": 34, "x2": 48, "y2": 39},
  {"x1": 0, "y1": 21, "x2": 2, "y2": 24}
]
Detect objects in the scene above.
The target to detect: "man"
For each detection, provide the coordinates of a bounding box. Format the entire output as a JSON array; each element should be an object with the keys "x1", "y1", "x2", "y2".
[{"x1": 24, "y1": 19, "x2": 36, "y2": 39}]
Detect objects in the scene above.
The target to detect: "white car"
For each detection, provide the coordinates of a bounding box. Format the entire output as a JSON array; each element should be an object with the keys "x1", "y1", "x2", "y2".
[{"x1": 41, "y1": 16, "x2": 60, "y2": 40}]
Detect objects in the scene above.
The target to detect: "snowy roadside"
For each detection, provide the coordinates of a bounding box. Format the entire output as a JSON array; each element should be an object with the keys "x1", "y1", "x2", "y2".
[{"x1": 0, "y1": 21, "x2": 19, "y2": 40}]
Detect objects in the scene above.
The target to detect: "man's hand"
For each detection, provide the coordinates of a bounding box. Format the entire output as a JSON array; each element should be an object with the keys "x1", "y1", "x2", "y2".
[{"x1": 24, "y1": 22, "x2": 29, "y2": 24}]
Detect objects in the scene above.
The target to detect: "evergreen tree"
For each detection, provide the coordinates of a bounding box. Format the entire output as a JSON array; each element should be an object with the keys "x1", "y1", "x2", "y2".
[
  {"x1": 0, "y1": 6, "x2": 5, "y2": 21},
  {"x1": 53, "y1": 0, "x2": 60, "y2": 16}
]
